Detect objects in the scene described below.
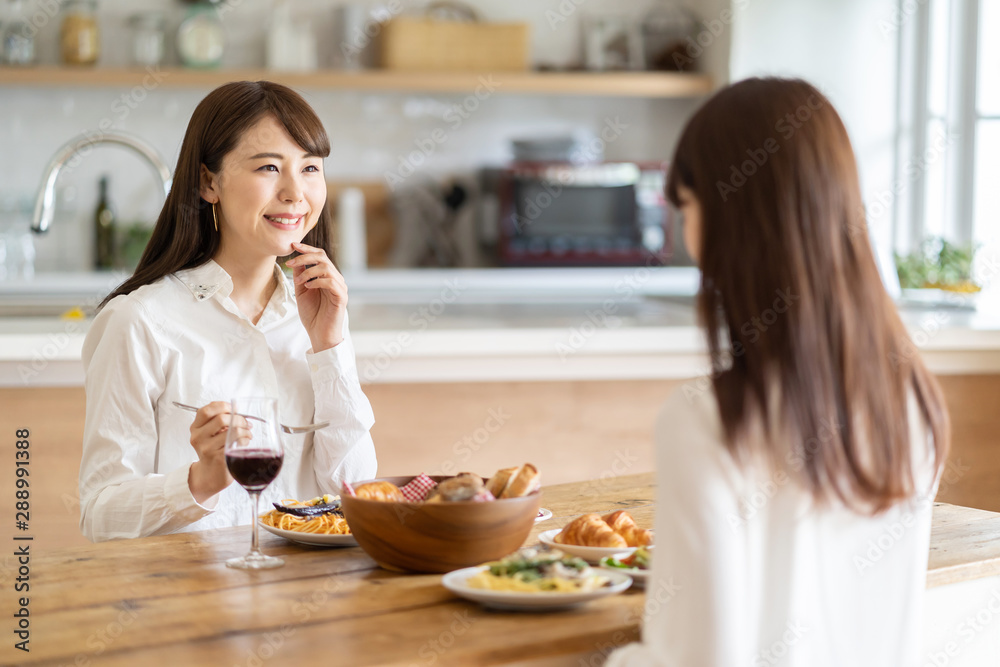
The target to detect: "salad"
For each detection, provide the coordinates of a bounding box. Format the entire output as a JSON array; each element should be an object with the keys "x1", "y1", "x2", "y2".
[
  {"x1": 467, "y1": 548, "x2": 612, "y2": 592},
  {"x1": 601, "y1": 546, "x2": 652, "y2": 571}
]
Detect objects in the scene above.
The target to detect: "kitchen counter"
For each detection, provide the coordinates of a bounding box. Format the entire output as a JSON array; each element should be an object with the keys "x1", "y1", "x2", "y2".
[
  {"x1": 7, "y1": 473, "x2": 1000, "y2": 666},
  {"x1": 3, "y1": 268, "x2": 1000, "y2": 386},
  {"x1": 3, "y1": 297, "x2": 1000, "y2": 387}
]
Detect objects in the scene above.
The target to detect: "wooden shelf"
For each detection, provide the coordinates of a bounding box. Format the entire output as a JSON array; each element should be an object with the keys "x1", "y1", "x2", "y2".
[{"x1": 0, "y1": 66, "x2": 713, "y2": 98}]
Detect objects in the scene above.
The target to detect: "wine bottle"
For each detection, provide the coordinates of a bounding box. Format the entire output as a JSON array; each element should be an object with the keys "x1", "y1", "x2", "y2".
[{"x1": 94, "y1": 175, "x2": 116, "y2": 269}]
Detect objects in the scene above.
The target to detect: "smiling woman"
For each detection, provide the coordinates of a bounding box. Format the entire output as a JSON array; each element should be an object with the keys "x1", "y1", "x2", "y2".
[{"x1": 78, "y1": 81, "x2": 377, "y2": 542}]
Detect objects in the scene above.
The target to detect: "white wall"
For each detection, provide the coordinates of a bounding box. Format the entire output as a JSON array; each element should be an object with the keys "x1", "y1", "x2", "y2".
[
  {"x1": 729, "y1": 0, "x2": 901, "y2": 253},
  {"x1": 1, "y1": 0, "x2": 731, "y2": 272}
]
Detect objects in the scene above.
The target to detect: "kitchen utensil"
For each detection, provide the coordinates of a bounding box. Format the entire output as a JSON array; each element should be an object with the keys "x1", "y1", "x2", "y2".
[
  {"x1": 224, "y1": 396, "x2": 285, "y2": 569},
  {"x1": 171, "y1": 401, "x2": 329, "y2": 435},
  {"x1": 341, "y1": 475, "x2": 541, "y2": 573}
]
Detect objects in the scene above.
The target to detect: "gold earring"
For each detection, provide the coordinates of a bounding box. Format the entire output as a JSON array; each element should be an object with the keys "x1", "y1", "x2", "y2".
[{"x1": 212, "y1": 203, "x2": 219, "y2": 232}]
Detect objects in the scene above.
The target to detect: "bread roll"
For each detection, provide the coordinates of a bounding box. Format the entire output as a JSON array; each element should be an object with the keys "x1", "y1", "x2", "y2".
[
  {"x1": 500, "y1": 463, "x2": 541, "y2": 498},
  {"x1": 354, "y1": 481, "x2": 404, "y2": 502},
  {"x1": 603, "y1": 510, "x2": 653, "y2": 547},
  {"x1": 425, "y1": 475, "x2": 490, "y2": 502},
  {"x1": 554, "y1": 514, "x2": 628, "y2": 548},
  {"x1": 485, "y1": 467, "x2": 517, "y2": 497}
]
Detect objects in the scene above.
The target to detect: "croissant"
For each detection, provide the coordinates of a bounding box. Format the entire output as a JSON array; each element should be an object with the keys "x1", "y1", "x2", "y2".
[
  {"x1": 554, "y1": 514, "x2": 628, "y2": 548},
  {"x1": 354, "y1": 481, "x2": 404, "y2": 502},
  {"x1": 603, "y1": 510, "x2": 653, "y2": 547}
]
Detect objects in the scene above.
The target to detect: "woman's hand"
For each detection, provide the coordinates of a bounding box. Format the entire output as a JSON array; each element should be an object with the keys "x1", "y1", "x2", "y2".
[
  {"x1": 286, "y1": 241, "x2": 348, "y2": 352},
  {"x1": 187, "y1": 401, "x2": 247, "y2": 504}
]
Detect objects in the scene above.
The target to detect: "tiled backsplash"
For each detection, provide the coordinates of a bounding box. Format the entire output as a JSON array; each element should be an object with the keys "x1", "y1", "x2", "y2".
[{"x1": 1, "y1": 0, "x2": 728, "y2": 272}]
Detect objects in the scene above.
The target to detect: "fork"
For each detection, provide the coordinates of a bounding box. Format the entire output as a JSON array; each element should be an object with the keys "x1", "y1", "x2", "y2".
[{"x1": 171, "y1": 402, "x2": 330, "y2": 435}]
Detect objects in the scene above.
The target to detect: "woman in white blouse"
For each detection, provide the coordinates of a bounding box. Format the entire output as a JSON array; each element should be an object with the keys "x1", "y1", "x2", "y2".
[
  {"x1": 79, "y1": 81, "x2": 377, "y2": 541},
  {"x1": 607, "y1": 78, "x2": 950, "y2": 666}
]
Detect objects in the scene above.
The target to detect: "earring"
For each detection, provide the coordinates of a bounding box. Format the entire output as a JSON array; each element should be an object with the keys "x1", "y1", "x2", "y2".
[{"x1": 212, "y1": 203, "x2": 219, "y2": 232}]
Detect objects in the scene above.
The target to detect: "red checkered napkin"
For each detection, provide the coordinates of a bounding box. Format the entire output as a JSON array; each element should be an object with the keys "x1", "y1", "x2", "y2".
[
  {"x1": 399, "y1": 473, "x2": 437, "y2": 501},
  {"x1": 341, "y1": 481, "x2": 356, "y2": 497}
]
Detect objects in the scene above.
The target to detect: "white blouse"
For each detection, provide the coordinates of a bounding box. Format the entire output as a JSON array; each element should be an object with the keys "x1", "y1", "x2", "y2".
[
  {"x1": 606, "y1": 384, "x2": 937, "y2": 667},
  {"x1": 79, "y1": 260, "x2": 377, "y2": 542}
]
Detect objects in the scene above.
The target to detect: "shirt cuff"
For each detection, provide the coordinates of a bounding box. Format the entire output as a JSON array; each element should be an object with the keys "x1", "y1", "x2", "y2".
[
  {"x1": 306, "y1": 339, "x2": 357, "y2": 385},
  {"x1": 165, "y1": 463, "x2": 220, "y2": 520}
]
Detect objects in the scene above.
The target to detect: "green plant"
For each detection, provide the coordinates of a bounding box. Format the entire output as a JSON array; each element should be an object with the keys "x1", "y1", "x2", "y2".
[{"x1": 894, "y1": 237, "x2": 979, "y2": 289}]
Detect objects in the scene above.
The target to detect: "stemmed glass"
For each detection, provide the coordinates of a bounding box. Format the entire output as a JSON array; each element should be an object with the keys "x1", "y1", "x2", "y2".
[{"x1": 224, "y1": 396, "x2": 285, "y2": 570}]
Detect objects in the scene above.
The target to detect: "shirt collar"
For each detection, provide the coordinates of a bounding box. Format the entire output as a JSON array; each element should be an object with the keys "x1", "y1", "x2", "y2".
[{"x1": 175, "y1": 259, "x2": 295, "y2": 310}]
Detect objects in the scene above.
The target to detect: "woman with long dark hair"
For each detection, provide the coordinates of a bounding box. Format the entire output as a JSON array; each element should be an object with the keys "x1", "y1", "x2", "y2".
[
  {"x1": 608, "y1": 78, "x2": 949, "y2": 665},
  {"x1": 79, "y1": 81, "x2": 376, "y2": 541}
]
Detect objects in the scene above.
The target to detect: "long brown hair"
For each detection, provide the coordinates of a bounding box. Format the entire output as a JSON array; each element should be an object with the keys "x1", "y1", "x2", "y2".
[
  {"x1": 100, "y1": 81, "x2": 333, "y2": 309},
  {"x1": 667, "y1": 77, "x2": 949, "y2": 513}
]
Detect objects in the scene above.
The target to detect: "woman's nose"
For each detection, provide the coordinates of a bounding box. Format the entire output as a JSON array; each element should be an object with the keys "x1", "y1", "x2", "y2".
[{"x1": 278, "y1": 173, "x2": 304, "y2": 202}]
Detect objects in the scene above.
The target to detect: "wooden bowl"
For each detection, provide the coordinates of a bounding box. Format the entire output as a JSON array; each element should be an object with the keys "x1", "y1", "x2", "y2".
[{"x1": 341, "y1": 476, "x2": 542, "y2": 574}]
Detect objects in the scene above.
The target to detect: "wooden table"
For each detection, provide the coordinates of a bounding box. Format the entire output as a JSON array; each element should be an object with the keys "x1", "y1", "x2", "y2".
[{"x1": 6, "y1": 473, "x2": 1000, "y2": 666}]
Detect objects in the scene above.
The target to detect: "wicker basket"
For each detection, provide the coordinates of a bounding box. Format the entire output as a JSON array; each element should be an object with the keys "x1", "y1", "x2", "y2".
[{"x1": 381, "y1": 18, "x2": 530, "y2": 72}]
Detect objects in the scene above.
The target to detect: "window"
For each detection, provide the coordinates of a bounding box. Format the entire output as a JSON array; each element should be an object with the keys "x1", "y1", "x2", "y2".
[{"x1": 894, "y1": 0, "x2": 998, "y2": 258}]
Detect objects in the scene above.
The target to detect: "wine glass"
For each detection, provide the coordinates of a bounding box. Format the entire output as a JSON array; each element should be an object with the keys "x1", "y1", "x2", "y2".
[{"x1": 224, "y1": 396, "x2": 285, "y2": 570}]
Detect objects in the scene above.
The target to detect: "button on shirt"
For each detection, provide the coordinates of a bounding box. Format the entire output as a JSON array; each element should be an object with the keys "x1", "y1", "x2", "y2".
[{"x1": 79, "y1": 260, "x2": 377, "y2": 542}]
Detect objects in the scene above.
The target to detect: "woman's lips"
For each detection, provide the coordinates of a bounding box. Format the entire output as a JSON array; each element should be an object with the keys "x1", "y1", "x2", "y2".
[{"x1": 264, "y1": 215, "x2": 303, "y2": 230}]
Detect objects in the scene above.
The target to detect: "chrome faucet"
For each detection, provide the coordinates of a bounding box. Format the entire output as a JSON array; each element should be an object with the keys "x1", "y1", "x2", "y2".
[{"x1": 31, "y1": 131, "x2": 173, "y2": 234}]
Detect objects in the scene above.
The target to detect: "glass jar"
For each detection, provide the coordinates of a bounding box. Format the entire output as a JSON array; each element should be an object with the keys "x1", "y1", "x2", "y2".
[
  {"x1": 128, "y1": 12, "x2": 166, "y2": 67},
  {"x1": 60, "y1": 0, "x2": 99, "y2": 66},
  {"x1": 177, "y1": 1, "x2": 225, "y2": 69},
  {"x1": 2, "y1": 0, "x2": 35, "y2": 66}
]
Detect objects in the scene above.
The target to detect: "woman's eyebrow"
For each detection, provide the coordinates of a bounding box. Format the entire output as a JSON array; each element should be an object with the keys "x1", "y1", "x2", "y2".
[{"x1": 247, "y1": 152, "x2": 319, "y2": 160}]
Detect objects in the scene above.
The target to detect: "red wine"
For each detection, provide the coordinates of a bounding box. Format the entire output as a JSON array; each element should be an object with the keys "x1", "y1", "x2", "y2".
[{"x1": 226, "y1": 450, "x2": 283, "y2": 491}]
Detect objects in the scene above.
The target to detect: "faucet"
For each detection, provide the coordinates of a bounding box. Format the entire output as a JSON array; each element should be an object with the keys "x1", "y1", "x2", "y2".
[{"x1": 31, "y1": 131, "x2": 173, "y2": 234}]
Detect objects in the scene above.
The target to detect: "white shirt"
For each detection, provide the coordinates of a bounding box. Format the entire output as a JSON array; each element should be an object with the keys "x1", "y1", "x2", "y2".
[
  {"x1": 607, "y1": 384, "x2": 936, "y2": 667},
  {"x1": 79, "y1": 260, "x2": 377, "y2": 542}
]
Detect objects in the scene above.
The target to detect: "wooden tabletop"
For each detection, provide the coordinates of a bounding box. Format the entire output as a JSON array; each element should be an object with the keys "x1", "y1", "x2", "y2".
[{"x1": 6, "y1": 473, "x2": 1000, "y2": 666}]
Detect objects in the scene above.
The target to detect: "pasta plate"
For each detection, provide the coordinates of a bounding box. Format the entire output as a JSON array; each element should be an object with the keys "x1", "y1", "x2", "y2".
[
  {"x1": 442, "y1": 566, "x2": 632, "y2": 611},
  {"x1": 258, "y1": 519, "x2": 358, "y2": 547}
]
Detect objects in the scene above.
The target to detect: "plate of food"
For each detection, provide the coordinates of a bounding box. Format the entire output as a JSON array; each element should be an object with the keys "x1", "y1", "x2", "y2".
[
  {"x1": 258, "y1": 495, "x2": 357, "y2": 547},
  {"x1": 538, "y1": 511, "x2": 653, "y2": 564},
  {"x1": 441, "y1": 548, "x2": 632, "y2": 611},
  {"x1": 600, "y1": 547, "x2": 652, "y2": 587}
]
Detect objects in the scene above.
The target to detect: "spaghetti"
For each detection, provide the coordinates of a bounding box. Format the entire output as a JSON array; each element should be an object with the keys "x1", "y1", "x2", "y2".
[{"x1": 259, "y1": 497, "x2": 351, "y2": 535}]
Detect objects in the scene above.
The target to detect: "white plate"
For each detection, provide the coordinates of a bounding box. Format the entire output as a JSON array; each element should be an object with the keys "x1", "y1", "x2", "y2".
[
  {"x1": 258, "y1": 520, "x2": 357, "y2": 547},
  {"x1": 441, "y1": 566, "x2": 632, "y2": 611},
  {"x1": 599, "y1": 557, "x2": 651, "y2": 588},
  {"x1": 538, "y1": 528, "x2": 652, "y2": 564},
  {"x1": 535, "y1": 508, "x2": 553, "y2": 523}
]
